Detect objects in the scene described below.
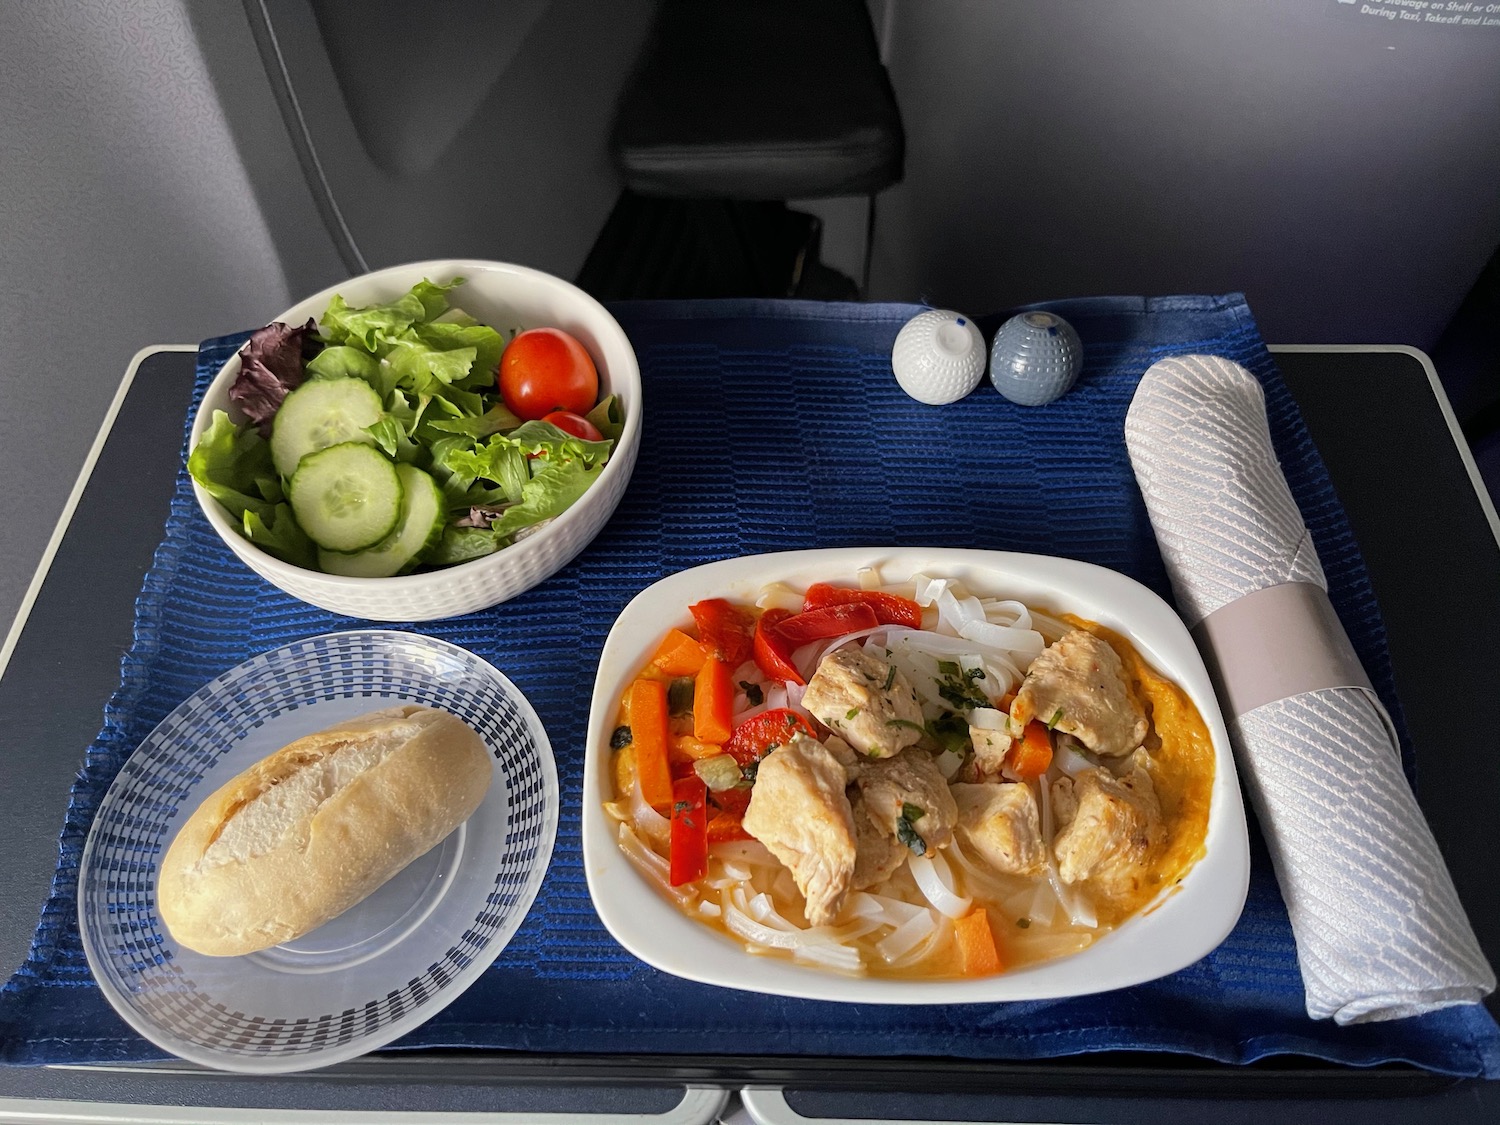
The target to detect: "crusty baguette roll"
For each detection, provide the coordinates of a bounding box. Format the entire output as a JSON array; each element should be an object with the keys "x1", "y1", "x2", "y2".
[{"x1": 158, "y1": 704, "x2": 491, "y2": 956}]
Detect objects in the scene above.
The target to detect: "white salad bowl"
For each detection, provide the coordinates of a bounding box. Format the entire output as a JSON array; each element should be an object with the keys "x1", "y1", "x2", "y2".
[
  {"x1": 581, "y1": 547, "x2": 1250, "y2": 1004},
  {"x1": 189, "y1": 259, "x2": 641, "y2": 621}
]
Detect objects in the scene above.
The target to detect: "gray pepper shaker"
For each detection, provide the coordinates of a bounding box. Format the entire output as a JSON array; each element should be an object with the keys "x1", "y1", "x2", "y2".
[{"x1": 989, "y1": 311, "x2": 1083, "y2": 406}]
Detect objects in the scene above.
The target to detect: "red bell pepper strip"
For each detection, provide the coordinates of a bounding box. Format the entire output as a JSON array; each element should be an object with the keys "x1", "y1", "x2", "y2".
[
  {"x1": 706, "y1": 785, "x2": 753, "y2": 842},
  {"x1": 753, "y1": 607, "x2": 803, "y2": 684},
  {"x1": 689, "y1": 598, "x2": 756, "y2": 667},
  {"x1": 771, "y1": 601, "x2": 879, "y2": 648},
  {"x1": 707, "y1": 810, "x2": 753, "y2": 843},
  {"x1": 723, "y1": 707, "x2": 821, "y2": 766},
  {"x1": 802, "y1": 583, "x2": 923, "y2": 628},
  {"x1": 669, "y1": 775, "x2": 708, "y2": 886}
]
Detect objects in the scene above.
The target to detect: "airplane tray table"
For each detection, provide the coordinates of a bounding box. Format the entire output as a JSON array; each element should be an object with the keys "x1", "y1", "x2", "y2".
[{"x1": 0, "y1": 301, "x2": 1497, "y2": 1121}]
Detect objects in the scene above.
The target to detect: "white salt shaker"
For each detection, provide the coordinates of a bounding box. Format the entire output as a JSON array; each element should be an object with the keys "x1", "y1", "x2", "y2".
[{"x1": 890, "y1": 309, "x2": 987, "y2": 405}]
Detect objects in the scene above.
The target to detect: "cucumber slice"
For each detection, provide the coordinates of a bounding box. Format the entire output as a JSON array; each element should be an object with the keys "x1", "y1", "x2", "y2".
[
  {"x1": 288, "y1": 442, "x2": 403, "y2": 553},
  {"x1": 318, "y1": 464, "x2": 446, "y2": 578},
  {"x1": 270, "y1": 377, "x2": 385, "y2": 479}
]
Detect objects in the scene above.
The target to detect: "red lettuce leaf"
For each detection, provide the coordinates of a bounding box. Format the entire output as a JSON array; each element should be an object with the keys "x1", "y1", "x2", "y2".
[
  {"x1": 455, "y1": 504, "x2": 513, "y2": 529},
  {"x1": 229, "y1": 319, "x2": 318, "y2": 436}
]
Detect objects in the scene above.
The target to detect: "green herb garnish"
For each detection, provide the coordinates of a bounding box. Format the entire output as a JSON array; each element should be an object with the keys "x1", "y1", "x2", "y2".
[
  {"x1": 902, "y1": 802, "x2": 925, "y2": 822},
  {"x1": 883, "y1": 664, "x2": 897, "y2": 691},
  {"x1": 935, "y1": 660, "x2": 988, "y2": 710},
  {"x1": 845, "y1": 707, "x2": 860, "y2": 721},
  {"x1": 739, "y1": 681, "x2": 764, "y2": 706},
  {"x1": 927, "y1": 712, "x2": 971, "y2": 755},
  {"x1": 885, "y1": 718, "x2": 927, "y2": 733},
  {"x1": 667, "y1": 678, "x2": 695, "y2": 715},
  {"x1": 896, "y1": 814, "x2": 927, "y2": 856},
  {"x1": 1046, "y1": 708, "x2": 1065, "y2": 729}
]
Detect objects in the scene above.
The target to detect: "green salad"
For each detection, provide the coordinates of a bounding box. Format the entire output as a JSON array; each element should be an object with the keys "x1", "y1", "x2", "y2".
[{"x1": 189, "y1": 278, "x2": 622, "y2": 577}]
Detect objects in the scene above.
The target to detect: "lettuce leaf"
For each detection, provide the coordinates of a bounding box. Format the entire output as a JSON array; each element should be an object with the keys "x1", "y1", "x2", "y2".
[
  {"x1": 243, "y1": 504, "x2": 315, "y2": 568},
  {"x1": 319, "y1": 278, "x2": 463, "y2": 352},
  {"x1": 306, "y1": 344, "x2": 381, "y2": 385},
  {"x1": 483, "y1": 456, "x2": 604, "y2": 538},
  {"x1": 585, "y1": 394, "x2": 625, "y2": 443},
  {"x1": 187, "y1": 410, "x2": 282, "y2": 521}
]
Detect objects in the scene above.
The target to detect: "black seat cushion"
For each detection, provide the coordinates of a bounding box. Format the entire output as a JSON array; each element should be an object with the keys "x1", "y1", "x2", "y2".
[{"x1": 611, "y1": 0, "x2": 905, "y2": 200}]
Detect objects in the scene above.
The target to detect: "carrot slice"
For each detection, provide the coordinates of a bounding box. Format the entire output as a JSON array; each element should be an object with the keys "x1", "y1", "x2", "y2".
[
  {"x1": 650, "y1": 628, "x2": 708, "y2": 677},
  {"x1": 694, "y1": 656, "x2": 734, "y2": 744},
  {"x1": 1007, "y1": 721, "x2": 1053, "y2": 779},
  {"x1": 628, "y1": 678, "x2": 673, "y2": 811},
  {"x1": 954, "y1": 908, "x2": 1004, "y2": 976}
]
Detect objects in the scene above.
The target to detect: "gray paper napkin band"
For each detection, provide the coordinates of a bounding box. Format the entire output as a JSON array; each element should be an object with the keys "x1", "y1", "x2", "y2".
[{"x1": 1192, "y1": 581, "x2": 1370, "y2": 719}]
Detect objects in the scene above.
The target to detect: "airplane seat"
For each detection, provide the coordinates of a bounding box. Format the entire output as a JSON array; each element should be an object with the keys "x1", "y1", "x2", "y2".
[{"x1": 582, "y1": 0, "x2": 905, "y2": 299}]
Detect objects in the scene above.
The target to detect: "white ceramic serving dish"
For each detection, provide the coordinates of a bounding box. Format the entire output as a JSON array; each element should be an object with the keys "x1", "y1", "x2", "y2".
[
  {"x1": 581, "y1": 547, "x2": 1250, "y2": 1004},
  {"x1": 79, "y1": 631, "x2": 558, "y2": 1073},
  {"x1": 189, "y1": 259, "x2": 641, "y2": 621}
]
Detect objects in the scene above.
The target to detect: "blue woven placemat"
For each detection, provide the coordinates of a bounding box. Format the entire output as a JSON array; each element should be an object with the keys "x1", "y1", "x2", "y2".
[{"x1": 3, "y1": 295, "x2": 1497, "y2": 1076}]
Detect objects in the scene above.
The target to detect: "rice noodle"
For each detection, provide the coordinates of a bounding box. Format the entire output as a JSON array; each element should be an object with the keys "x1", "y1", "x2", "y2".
[
  {"x1": 856, "y1": 565, "x2": 881, "y2": 590},
  {"x1": 793, "y1": 943, "x2": 864, "y2": 973},
  {"x1": 848, "y1": 891, "x2": 928, "y2": 927},
  {"x1": 933, "y1": 748, "x2": 964, "y2": 780},
  {"x1": 1053, "y1": 742, "x2": 1095, "y2": 779},
  {"x1": 1028, "y1": 610, "x2": 1073, "y2": 643},
  {"x1": 755, "y1": 582, "x2": 804, "y2": 612},
  {"x1": 618, "y1": 823, "x2": 694, "y2": 905},
  {"x1": 1037, "y1": 778, "x2": 1099, "y2": 929},
  {"x1": 723, "y1": 899, "x2": 803, "y2": 950},
  {"x1": 875, "y1": 908, "x2": 940, "y2": 961},
  {"x1": 909, "y1": 851, "x2": 973, "y2": 919},
  {"x1": 1007, "y1": 931, "x2": 1094, "y2": 961},
  {"x1": 979, "y1": 598, "x2": 1034, "y2": 629},
  {"x1": 884, "y1": 915, "x2": 951, "y2": 970},
  {"x1": 710, "y1": 839, "x2": 778, "y2": 865},
  {"x1": 948, "y1": 835, "x2": 1030, "y2": 905}
]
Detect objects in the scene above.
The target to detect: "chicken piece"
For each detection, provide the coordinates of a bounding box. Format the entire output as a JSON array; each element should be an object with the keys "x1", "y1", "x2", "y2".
[
  {"x1": 1050, "y1": 750, "x2": 1165, "y2": 901},
  {"x1": 801, "y1": 647, "x2": 925, "y2": 760},
  {"x1": 950, "y1": 781, "x2": 1047, "y2": 877},
  {"x1": 850, "y1": 789, "x2": 906, "y2": 890},
  {"x1": 967, "y1": 708, "x2": 1013, "y2": 776},
  {"x1": 821, "y1": 733, "x2": 863, "y2": 778},
  {"x1": 742, "y1": 734, "x2": 857, "y2": 925},
  {"x1": 855, "y1": 749, "x2": 958, "y2": 855},
  {"x1": 1012, "y1": 629, "x2": 1148, "y2": 758}
]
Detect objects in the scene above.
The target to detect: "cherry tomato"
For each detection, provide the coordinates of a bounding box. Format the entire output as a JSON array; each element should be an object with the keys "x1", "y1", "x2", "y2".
[
  {"x1": 541, "y1": 410, "x2": 603, "y2": 441},
  {"x1": 499, "y1": 327, "x2": 599, "y2": 420}
]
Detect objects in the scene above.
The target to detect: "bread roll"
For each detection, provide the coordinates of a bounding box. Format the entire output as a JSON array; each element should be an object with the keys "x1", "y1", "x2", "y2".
[{"x1": 158, "y1": 704, "x2": 491, "y2": 956}]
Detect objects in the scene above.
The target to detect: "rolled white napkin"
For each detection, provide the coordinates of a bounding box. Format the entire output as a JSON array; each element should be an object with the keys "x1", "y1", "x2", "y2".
[{"x1": 1125, "y1": 353, "x2": 1494, "y2": 1025}]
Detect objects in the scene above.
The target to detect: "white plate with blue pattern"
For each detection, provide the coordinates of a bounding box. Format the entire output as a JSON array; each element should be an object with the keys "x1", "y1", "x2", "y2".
[{"x1": 78, "y1": 630, "x2": 558, "y2": 1073}]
